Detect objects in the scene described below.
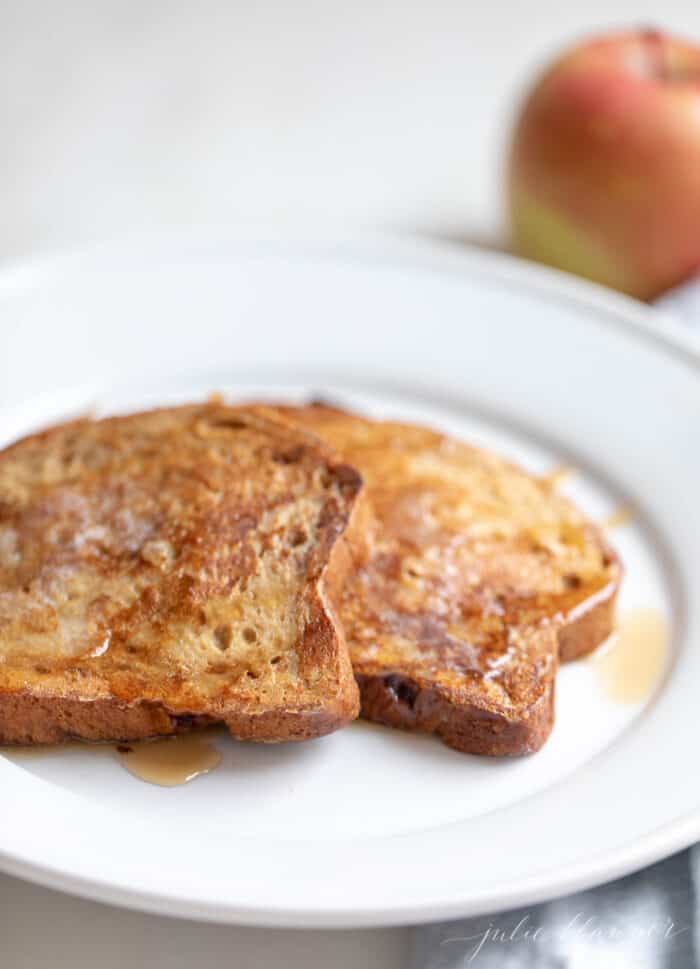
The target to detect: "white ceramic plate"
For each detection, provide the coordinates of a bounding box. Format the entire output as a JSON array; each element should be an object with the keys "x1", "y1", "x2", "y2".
[{"x1": 1, "y1": 237, "x2": 699, "y2": 928}]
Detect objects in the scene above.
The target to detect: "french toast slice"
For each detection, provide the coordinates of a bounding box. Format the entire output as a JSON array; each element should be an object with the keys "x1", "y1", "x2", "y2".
[
  {"x1": 0, "y1": 403, "x2": 362, "y2": 744},
  {"x1": 277, "y1": 404, "x2": 622, "y2": 755}
]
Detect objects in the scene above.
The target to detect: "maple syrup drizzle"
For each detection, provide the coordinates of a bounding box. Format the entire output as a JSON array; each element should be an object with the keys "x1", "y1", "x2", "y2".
[
  {"x1": 592, "y1": 608, "x2": 667, "y2": 703},
  {"x1": 115, "y1": 733, "x2": 221, "y2": 787},
  {"x1": 543, "y1": 464, "x2": 575, "y2": 487},
  {"x1": 2, "y1": 732, "x2": 222, "y2": 788},
  {"x1": 601, "y1": 505, "x2": 635, "y2": 530}
]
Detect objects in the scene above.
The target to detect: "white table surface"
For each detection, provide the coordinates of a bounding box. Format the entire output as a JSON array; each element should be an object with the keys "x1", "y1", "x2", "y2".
[{"x1": 2, "y1": 2, "x2": 700, "y2": 966}]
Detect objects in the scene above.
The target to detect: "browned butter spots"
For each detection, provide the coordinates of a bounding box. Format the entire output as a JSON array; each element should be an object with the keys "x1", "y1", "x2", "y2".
[
  {"x1": 601, "y1": 505, "x2": 635, "y2": 531},
  {"x1": 115, "y1": 733, "x2": 221, "y2": 787},
  {"x1": 592, "y1": 608, "x2": 667, "y2": 703},
  {"x1": 543, "y1": 464, "x2": 575, "y2": 488}
]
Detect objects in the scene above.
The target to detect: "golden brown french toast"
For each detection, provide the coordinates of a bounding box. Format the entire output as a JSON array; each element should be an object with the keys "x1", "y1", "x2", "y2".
[
  {"x1": 277, "y1": 404, "x2": 622, "y2": 755},
  {"x1": 0, "y1": 403, "x2": 362, "y2": 744}
]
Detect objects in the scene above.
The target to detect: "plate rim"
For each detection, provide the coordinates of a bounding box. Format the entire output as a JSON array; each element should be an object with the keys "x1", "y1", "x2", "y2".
[
  {"x1": 1, "y1": 229, "x2": 698, "y2": 369},
  {"x1": 1, "y1": 233, "x2": 699, "y2": 927}
]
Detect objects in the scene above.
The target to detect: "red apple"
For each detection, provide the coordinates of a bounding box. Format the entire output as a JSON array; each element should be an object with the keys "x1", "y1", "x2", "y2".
[{"x1": 508, "y1": 30, "x2": 700, "y2": 300}]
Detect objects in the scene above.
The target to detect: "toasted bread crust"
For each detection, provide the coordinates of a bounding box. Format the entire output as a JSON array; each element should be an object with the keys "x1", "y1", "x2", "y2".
[
  {"x1": 358, "y1": 670, "x2": 555, "y2": 756},
  {"x1": 557, "y1": 571, "x2": 619, "y2": 662},
  {"x1": 0, "y1": 692, "x2": 211, "y2": 745},
  {"x1": 276, "y1": 404, "x2": 622, "y2": 756},
  {"x1": 0, "y1": 404, "x2": 361, "y2": 744}
]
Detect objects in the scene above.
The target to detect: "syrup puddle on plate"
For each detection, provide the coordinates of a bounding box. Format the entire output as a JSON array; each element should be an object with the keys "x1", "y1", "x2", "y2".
[
  {"x1": 601, "y1": 504, "x2": 635, "y2": 531},
  {"x1": 543, "y1": 464, "x2": 575, "y2": 487},
  {"x1": 1, "y1": 731, "x2": 223, "y2": 788},
  {"x1": 115, "y1": 733, "x2": 222, "y2": 787},
  {"x1": 592, "y1": 608, "x2": 668, "y2": 704}
]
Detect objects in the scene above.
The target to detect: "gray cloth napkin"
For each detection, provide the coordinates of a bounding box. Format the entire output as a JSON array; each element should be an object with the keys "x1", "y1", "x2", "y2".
[{"x1": 410, "y1": 279, "x2": 700, "y2": 969}]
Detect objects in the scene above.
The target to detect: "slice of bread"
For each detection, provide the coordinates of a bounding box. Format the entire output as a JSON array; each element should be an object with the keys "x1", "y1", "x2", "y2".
[
  {"x1": 276, "y1": 404, "x2": 622, "y2": 755},
  {"x1": 0, "y1": 403, "x2": 362, "y2": 744}
]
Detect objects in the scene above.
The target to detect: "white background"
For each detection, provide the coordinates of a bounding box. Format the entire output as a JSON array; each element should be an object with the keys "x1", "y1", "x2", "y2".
[
  {"x1": 2, "y1": 0, "x2": 700, "y2": 266},
  {"x1": 2, "y1": 2, "x2": 700, "y2": 967}
]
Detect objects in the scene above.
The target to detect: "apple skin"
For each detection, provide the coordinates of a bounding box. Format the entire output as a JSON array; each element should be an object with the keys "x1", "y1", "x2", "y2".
[{"x1": 508, "y1": 30, "x2": 700, "y2": 300}]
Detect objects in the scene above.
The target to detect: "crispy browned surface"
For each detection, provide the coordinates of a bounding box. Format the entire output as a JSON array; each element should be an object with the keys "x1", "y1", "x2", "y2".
[
  {"x1": 277, "y1": 404, "x2": 622, "y2": 755},
  {"x1": 0, "y1": 403, "x2": 361, "y2": 744}
]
